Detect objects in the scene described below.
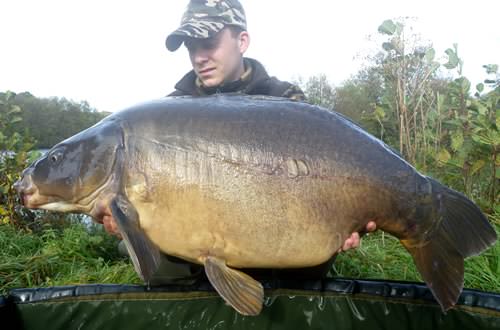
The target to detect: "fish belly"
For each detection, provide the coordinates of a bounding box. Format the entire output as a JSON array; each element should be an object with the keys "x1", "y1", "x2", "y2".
[{"x1": 128, "y1": 166, "x2": 380, "y2": 269}]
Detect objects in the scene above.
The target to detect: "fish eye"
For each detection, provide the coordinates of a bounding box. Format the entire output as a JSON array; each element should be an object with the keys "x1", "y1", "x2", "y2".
[{"x1": 48, "y1": 150, "x2": 64, "y2": 165}]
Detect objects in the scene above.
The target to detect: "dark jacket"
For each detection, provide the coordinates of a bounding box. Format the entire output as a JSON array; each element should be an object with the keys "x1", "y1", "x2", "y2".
[{"x1": 168, "y1": 58, "x2": 305, "y2": 101}]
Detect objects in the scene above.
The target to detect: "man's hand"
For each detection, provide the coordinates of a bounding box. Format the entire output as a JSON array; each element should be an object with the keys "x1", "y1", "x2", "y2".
[
  {"x1": 102, "y1": 214, "x2": 122, "y2": 239},
  {"x1": 339, "y1": 221, "x2": 377, "y2": 252},
  {"x1": 95, "y1": 207, "x2": 122, "y2": 239}
]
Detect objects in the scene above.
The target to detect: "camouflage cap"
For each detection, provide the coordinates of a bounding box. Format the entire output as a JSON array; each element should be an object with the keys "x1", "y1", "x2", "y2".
[{"x1": 166, "y1": 0, "x2": 247, "y2": 52}]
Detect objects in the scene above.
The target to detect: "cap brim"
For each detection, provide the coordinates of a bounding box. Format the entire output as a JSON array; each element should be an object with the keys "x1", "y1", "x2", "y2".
[
  {"x1": 165, "y1": 22, "x2": 224, "y2": 52},
  {"x1": 165, "y1": 33, "x2": 187, "y2": 52}
]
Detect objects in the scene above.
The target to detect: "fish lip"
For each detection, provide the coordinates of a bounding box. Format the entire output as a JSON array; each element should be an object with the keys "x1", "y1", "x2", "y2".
[
  {"x1": 20, "y1": 191, "x2": 45, "y2": 209},
  {"x1": 14, "y1": 180, "x2": 58, "y2": 210},
  {"x1": 14, "y1": 179, "x2": 36, "y2": 207},
  {"x1": 20, "y1": 192, "x2": 30, "y2": 206}
]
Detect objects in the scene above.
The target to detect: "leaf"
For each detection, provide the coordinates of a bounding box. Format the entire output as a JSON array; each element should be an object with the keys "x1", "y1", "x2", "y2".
[
  {"x1": 378, "y1": 20, "x2": 397, "y2": 35},
  {"x1": 10, "y1": 116, "x2": 22, "y2": 124},
  {"x1": 459, "y1": 77, "x2": 471, "y2": 93},
  {"x1": 451, "y1": 131, "x2": 464, "y2": 152},
  {"x1": 374, "y1": 106, "x2": 386, "y2": 119},
  {"x1": 496, "y1": 168, "x2": 500, "y2": 179},
  {"x1": 491, "y1": 130, "x2": 500, "y2": 146},
  {"x1": 476, "y1": 83, "x2": 484, "y2": 93},
  {"x1": 444, "y1": 48, "x2": 459, "y2": 69},
  {"x1": 470, "y1": 160, "x2": 486, "y2": 176},
  {"x1": 471, "y1": 132, "x2": 494, "y2": 146},
  {"x1": 425, "y1": 48, "x2": 435, "y2": 62},
  {"x1": 436, "y1": 149, "x2": 451, "y2": 166},
  {"x1": 477, "y1": 104, "x2": 488, "y2": 116},
  {"x1": 484, "y1": 79, "x2": 496, "y2": 84},
  {"x1": 7, "y1": 105, "x2": 21, "y2": 115},
  {"x1": 483, "y1": 64, "x2": 499, "y2": 75},
  {"x1": 382, "y1": 42, "x2": 394, "y2": 51}
]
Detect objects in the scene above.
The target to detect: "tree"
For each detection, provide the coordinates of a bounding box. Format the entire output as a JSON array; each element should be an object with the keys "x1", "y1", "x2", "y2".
[
  {"x1": 375, "y1": 19, "x2": 441, "y2": 164},
  {"x1": 435, "y1": 64, "x2": 500, "y2": 209},
  {"x1": 333, "y1": 65, "x2": 386, "y2": 132},
  {"x1": 299, "y1": 74, "x2": 336, "y2": 110},
  {"x1": 2, "y1": 91, "x2": 109, "y2": 148}
]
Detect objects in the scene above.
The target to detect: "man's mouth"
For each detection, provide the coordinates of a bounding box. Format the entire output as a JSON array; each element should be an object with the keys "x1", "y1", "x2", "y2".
[{"x1": 198, "y1": 67, "x2": 215, "y2": 76}]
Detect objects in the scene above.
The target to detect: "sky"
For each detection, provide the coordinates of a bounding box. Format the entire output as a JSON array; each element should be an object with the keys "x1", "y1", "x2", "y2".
[{"x1": 1, "y1": 0, "x2": 499, "y2": 112}]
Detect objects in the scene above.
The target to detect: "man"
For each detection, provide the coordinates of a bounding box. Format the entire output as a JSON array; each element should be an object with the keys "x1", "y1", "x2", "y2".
[
  {"x1": 100, "y1": 0, "x2": 376, "y2": 282},
  {"x1": 165, "y1": 1, "x2": 305, "y2": 100}
]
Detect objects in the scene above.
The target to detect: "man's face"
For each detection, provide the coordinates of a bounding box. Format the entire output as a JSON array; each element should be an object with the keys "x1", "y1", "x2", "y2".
[{"x1": 185, "y1": 28, "x2": 249, "y2": 88}]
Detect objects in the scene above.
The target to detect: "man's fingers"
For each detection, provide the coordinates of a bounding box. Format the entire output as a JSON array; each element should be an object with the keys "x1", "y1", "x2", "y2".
[
  {"x1": 350, "y1": 232, "x2": 360, "y2": 248},
  {"x1": 102, "y1": 215, "x2": 122, "y2": 238},
  {"x1": 339, "y1": 221, "x2": 377, "y2": 253},
  {"x1": 340, "y1": 232, "x2": 360, "y2": 252},
  {"x1": 366, "y1": 221, "x2": 377, "y2": 232}
]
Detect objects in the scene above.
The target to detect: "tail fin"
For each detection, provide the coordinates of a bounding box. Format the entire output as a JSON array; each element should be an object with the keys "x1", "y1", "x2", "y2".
[{"x1": 402, "y1": 178, "x2": 497, "y2": 312}]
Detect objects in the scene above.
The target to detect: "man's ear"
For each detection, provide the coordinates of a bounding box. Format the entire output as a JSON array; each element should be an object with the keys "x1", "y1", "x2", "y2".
[{"x1": 238, "y1": 31, "x2": 250, "y2": 54}]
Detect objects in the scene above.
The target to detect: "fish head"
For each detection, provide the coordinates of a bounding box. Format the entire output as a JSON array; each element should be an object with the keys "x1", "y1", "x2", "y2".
[{"x1": 14, "y1": 119, "x2": 124, "y2": 214}]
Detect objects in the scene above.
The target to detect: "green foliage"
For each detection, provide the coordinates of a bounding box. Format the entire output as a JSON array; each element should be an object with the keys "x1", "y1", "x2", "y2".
[
  {"x1": 444, "y1": 44, "x2": 463, "y2": 73},
  {"x1": 307, "y1": 18, "x2": 498, "y2": 211},
  {"x1": 373, "y1": 19, "x2": 443, "y2": 164},
  {"x1": 0, "y1": 91, "x2": 109, "y2": 149},
  {"x1": 0, "y1": 222, "x2": 137, "y2": 295},
  {"x1": 335, "y1": 66, "x2": 386, "y2": 128},
  {"x1": 484, "y1": 64, "x2": 498, "y2": 75},
  {"x1": 0, "y1": 92, "x2": 38, "y2": 228},
  {"x1": 432, "y1": 65, "x2": 499, "y2": 208},
  {"x1": 377, "y1": 19, "x2": 401, "y2": 36}
]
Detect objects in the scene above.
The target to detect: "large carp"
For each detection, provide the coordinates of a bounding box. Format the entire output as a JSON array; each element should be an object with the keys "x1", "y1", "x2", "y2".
[{"x1": 14, "y1": 95, "x2": 497, "y2": 315}]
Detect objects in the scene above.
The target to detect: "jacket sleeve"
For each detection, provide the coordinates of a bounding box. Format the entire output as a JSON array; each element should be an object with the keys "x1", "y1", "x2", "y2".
[{"x1": 266, "y1": 77, "x2": 306, "y2": 101}]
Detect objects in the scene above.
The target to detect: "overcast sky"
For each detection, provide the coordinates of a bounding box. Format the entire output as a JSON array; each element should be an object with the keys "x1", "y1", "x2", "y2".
[{"x1": 1, "y1": 0, "x2": 499, "y2": 112}]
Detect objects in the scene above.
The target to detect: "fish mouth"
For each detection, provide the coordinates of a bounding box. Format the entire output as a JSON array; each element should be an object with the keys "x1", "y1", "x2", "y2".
[
  {"x1": 20, "y1": 192, "x2": 33, "y2": 207},
  {"x1": 17, "y1": 187, "x2": 54, "y2": 209},
  {"x1": 14, "y1": 176, "x2": 61, "y2": 210},
  {"x1": 19, "y1": 188, "x2": 75, "y2": 212},
  {"x1": 14, "y1": 176, "x2": 37, "y2": 208}
]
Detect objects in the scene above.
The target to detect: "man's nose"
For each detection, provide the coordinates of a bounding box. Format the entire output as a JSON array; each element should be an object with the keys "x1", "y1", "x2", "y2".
[{"x1": 190, "y1": 47, "x2": 209, "y2": 65}]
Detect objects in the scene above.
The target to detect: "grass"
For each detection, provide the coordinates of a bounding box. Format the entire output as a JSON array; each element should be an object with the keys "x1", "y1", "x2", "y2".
[
  {"x1": 0, "y1": 221, "x2": 139, "y2": 296},
  {"x1": 333, "y1": 212, "x2": 500, "y2": 293},
  {"x1": 1, "y1": 213, "x2": 499, "y2": 296}
]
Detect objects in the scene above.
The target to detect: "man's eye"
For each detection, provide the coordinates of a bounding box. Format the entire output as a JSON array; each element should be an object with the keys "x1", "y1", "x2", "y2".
[
  {"x1": 204, "y1": 40, "x2": 217, "y2": 49},
  {"x1": 185, "y1": 38, "x2": 217, "y2": 53}
]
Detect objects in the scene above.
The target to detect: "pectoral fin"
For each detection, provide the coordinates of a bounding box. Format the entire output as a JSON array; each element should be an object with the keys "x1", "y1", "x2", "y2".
[
  {"x1": 204, "y1": 256, "x2": 264, "y2": 316},
  {"x1": 110, "y1": 195, "x2": 161, "y2": 282}
]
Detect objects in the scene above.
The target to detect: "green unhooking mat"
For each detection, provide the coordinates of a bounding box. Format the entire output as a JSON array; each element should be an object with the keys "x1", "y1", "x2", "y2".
[{"x1": 1, "y1": 278, "x2": 499, "y2": 329}]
